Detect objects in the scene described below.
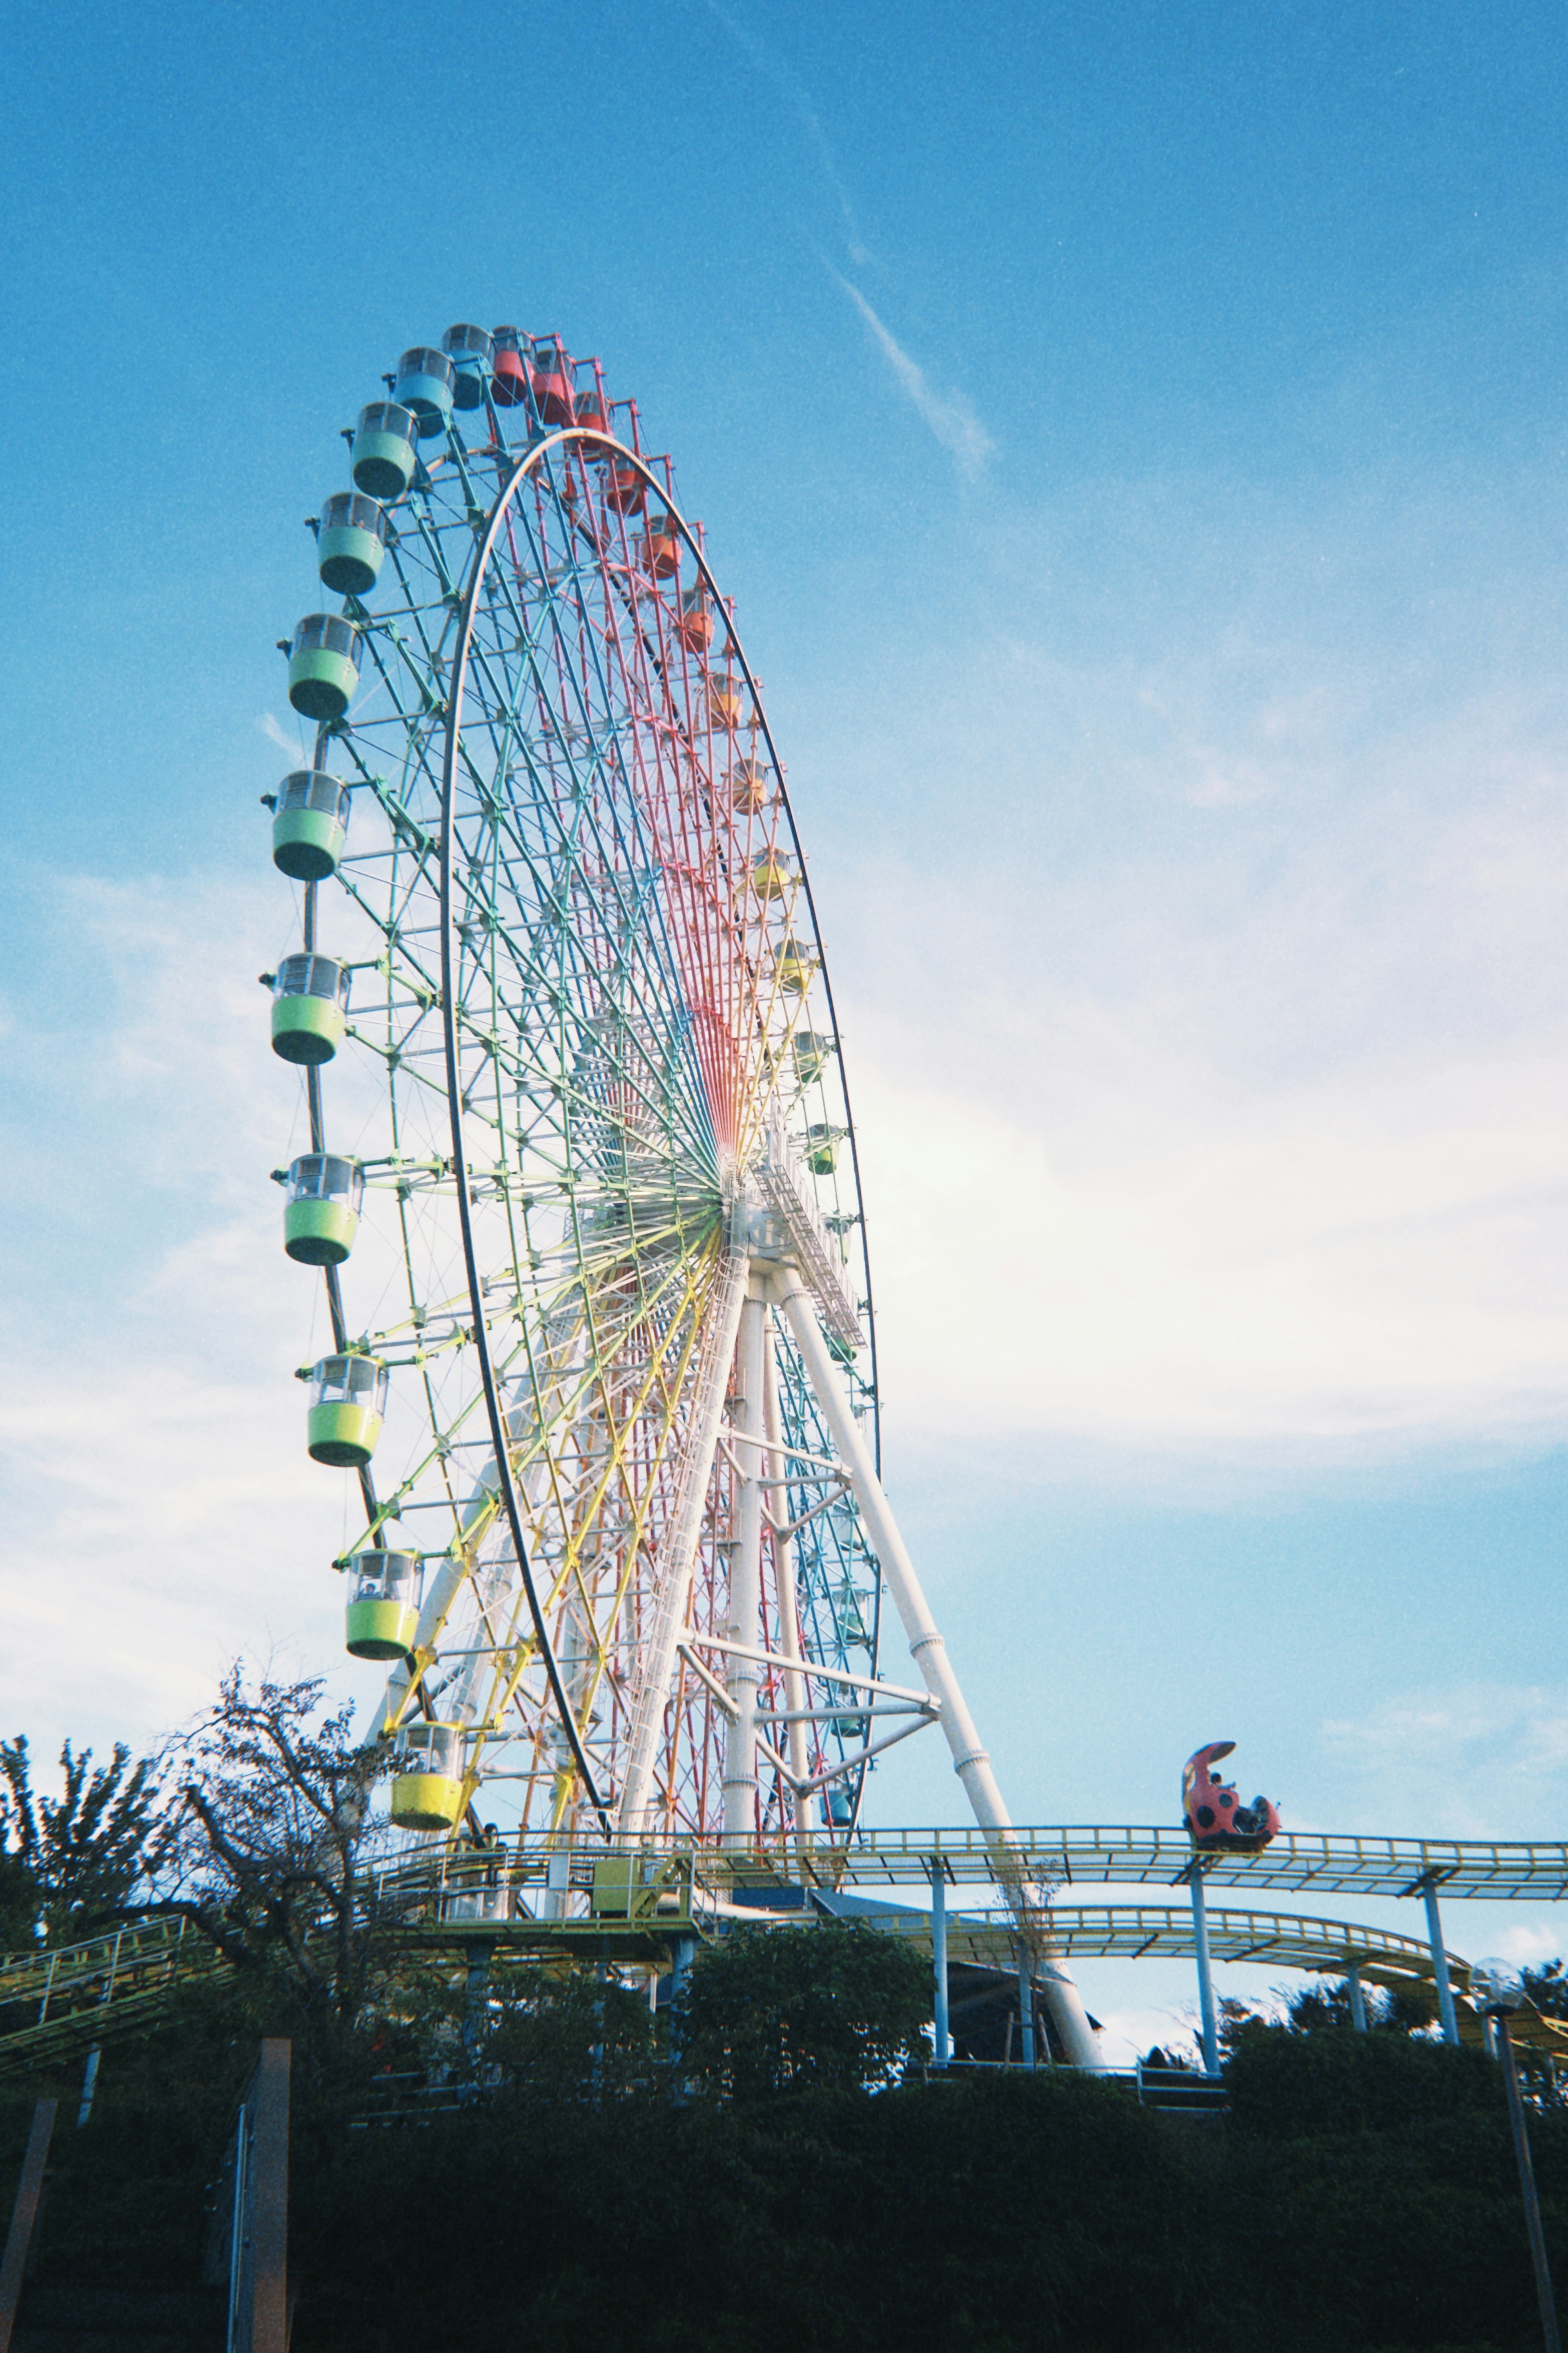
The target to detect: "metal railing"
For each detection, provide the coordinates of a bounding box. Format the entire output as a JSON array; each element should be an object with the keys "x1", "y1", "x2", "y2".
[
  {"x1": 0, "y1": 1917, "x2": 225, "y2": 2076},
  {"x1": 370, "y1": 1822, "x2": 1568, "y2": 1902}
]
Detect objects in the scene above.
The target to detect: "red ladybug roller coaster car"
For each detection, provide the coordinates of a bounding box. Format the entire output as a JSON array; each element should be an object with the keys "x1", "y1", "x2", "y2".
[{"x1": 1182, "y1": 1741, "x2": 1281, "y2": 1853}]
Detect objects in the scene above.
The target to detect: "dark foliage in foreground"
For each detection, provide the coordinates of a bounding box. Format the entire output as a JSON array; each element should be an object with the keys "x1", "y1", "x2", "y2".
[
  {"x1": 0, "y1": 1737, "x2": 169, "y2": 1945},
  {"x1": 1, "y1": 1979, "x2": 1564, "y2": 2353},
  {"x1": 682, "y1": 1918, "x2": 931, "y2": 2094},
  {"x1": 154, "y1": 1670, "x2": 393, "y2": 2025}
]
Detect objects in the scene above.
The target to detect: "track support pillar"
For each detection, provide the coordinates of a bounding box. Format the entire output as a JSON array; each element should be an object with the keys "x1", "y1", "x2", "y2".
[
  {"x1": 1189, "y1": 1862, "x2": 1220, "y2": 2076},
  {"x1": 1419, "y1": 1874, "x2": 1461, "y2": 2047},
  {"x1": 930, "y1": 1857, "x2": 949, "y2": 2069}
]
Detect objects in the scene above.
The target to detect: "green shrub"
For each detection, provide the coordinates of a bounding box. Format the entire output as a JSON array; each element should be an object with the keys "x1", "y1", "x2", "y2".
[{"x1": 681, "y1": 1919, "x2": 930, "y2": 2096}]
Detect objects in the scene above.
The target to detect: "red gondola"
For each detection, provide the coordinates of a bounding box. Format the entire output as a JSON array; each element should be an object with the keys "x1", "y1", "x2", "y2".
[
  {"x1": 530, "y1": 338, "x2": 574, "y2": 426},
  {"x1": 606, "y1": 459, "x2": 647, "y2": 515},
  {"x1": 490, "y1": 326, "x2": 528, "y2": 408},
  {"x1": 1182, "y1": 1740, "x2": 1280, "y2": 1853},
  {"x1": 643, "y1": 511, "x2": 681, "y2": 579},
  {"x1": 676, "y1": 586, "x2": 713, "y2": 653}
]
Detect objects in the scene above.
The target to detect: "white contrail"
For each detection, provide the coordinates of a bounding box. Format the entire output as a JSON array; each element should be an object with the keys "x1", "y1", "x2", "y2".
[
  {"x1": 705, "y1": 0, "x2": 872, "y2": 264},
  {"x1": 258, "y1": 712, "x2": 304, "y2": 756},
  {"x1": 830, "y1": 271, "x2": 996, "y2": 480}
]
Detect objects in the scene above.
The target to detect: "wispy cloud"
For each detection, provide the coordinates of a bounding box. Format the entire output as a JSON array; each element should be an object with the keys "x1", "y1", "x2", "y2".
[
  {"x1": 0, "y1": 872, "x2": 359, "y2": 1759},
  {"x1": 1325, "y1": 1688, "x2": 1568, "y2": 1777},
  {"x1": 816, "y1": 687, "x2": 1568, "y2": 1469},
  {"x1": 1322, "y1": 1686, "x2": 1568, "y2": 1838},
  {"x1": 258, "y1": 711, "x2": 305, "y2": 758},
  {"x1": 705, "y1": 0, "x2": 871, "y2": 264},
  {"x1": 830, "y1": 271, "x2": 996, "y2": 480},
  {"x1": 697, "y1": 7, "x2": 993, "y2": 478}
]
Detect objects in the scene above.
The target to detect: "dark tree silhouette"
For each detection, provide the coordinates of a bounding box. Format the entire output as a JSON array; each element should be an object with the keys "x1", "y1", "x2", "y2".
[
  {"x1": 158, "y1": 1666, "x2": 390, "y2": 2024},
  {"x1": 0, "y1": 1735, "x2": 169, "y2": 1945},
  {"x1": 1525, "y1": 1958, "x2": 1568, "y2": 2019},
  {"x1": 1219, "y1": 1976, "x2": 1442, "y2": 2049}
]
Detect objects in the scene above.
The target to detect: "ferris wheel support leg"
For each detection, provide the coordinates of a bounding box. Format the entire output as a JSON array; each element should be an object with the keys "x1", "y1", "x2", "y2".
[
  {"x1": 762, "y1": 1322, "x2": 819, "y2": 1858},
  {"x1": 616, "y1": 1248, "x2": 751, "y2": 1840},
  {"x1": 769, "y1": 1269, "x2": 1105, "y2": 2072},
  {"x1": 722, "y1": 1279, "x2": 771, "y2": 1845}
]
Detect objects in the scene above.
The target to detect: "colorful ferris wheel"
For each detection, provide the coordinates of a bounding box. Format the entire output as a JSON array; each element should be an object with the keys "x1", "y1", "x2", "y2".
[{"x1": 263, "y1": 321, "x2": 1101, "y2": 2065}]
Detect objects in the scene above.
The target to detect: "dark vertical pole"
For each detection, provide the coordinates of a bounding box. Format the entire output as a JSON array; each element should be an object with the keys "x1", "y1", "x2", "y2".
[
  {"x1": 249, "y1": 2042, "x2": 290, "y2": 2353},
  {"x1": 1017, "y1": 1947, "x2": 1036, "y2": 2069},
  {"x1": 461, "y1": 1943, "x2": 494, "y2": 2071},
  {"x1": 930, "y1": 1858, "x2": 949, "y2": 2070},
  {"x1": 76, "y1": 2047, "x2": 102, "y2": 2129},
  {"x1": 1496, "y1": 2017, "x2": 1562, "y2": 2353},
  {"x1": 669, "y1": 1934, "x2": 696, "y2": 2083},
  {"x1": 0, "y1": 2101, "x2": 57, "y2": 2353}
]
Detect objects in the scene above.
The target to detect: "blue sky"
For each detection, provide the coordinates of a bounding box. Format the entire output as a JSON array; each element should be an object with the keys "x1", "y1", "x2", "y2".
[{"x1": 4, "y1": 0, "x2": 1568, "y2": 2055}]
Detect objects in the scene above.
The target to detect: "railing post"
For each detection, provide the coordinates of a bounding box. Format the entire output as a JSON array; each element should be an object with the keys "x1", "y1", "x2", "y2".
[
  {"x1": 930, "y1": 1856, "x2": 949, "y2": 2069},
  {"x1": 0, "y1": 2101, "x2": 57, "y2": 2353}
]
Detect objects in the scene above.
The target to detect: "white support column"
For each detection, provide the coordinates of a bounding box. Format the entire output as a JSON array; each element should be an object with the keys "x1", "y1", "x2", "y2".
[
  {"x1": 722, "y1": 1278, "x2": 769, "y2": 1844},
  {"x1": 770, "y1": 1267, "x2": 1105, "y2": 2072},
  {"x1": 762, "y1": 1322, "x2": 818, "y2": 1855},
  {"x1": 930, "y1": 1857, "x2": 950, "y2": 2068},
  {"x1": 1420, "y1": 1873, "x2": 1461, "y2": 2048},
  {"x1": 1189, "y1": 1862, "x2": 1220, "y2": 2075},
  {"x1": 617, "y1": 1247, "x2": 750, "y2": 1837}
]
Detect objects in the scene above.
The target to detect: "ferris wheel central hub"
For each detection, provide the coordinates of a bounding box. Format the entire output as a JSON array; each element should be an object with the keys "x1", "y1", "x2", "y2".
[{"x1": 743, "y1": 1121, "x2": 862, "y2": 1352}]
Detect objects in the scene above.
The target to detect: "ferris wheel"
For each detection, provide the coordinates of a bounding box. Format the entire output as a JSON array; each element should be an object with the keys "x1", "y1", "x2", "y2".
[{"x1": 263, "y1": 321, "x2": 1101, "y2": 2067}]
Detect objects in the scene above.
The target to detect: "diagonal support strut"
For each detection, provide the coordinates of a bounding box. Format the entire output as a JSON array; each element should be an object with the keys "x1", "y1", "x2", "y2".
[{"x1": 768, "y1": 1264, "x2": 1105, "y2": 2070}]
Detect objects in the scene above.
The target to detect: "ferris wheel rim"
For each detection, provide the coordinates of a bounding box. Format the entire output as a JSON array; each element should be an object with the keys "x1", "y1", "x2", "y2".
[{"x1": 283, "y1": 372, "x2": 889, "y2": 1835}]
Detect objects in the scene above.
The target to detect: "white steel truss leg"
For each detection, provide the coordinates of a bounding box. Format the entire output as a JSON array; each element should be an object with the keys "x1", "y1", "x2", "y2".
[
  {"x1": 769, "y1": 1266, "x2": 1105, "y2": 2071},
  {"x1": 762, "y1": 1318, "x2": 819, "y2": 1856},
  {"x1": 722, "y1": 1278, "x2": 770, "y2": 1844},
  {"x1": 616, "y1": 1246, "x2": 751, "y2": 1837}
]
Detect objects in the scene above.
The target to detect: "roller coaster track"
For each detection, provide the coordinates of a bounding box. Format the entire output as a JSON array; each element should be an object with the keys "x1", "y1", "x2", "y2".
[
  {"x1": 741, "y1": 1824, "x2": 1568, "y2": 1900},
  {"x1": 0, "y1": 1918, "x2": 225, "y2": 2076},
  {"x1": 4, "y1": 1826, "x2": 1565, "y2": 2076},
  {"x1": 368, "y1": 1824, "x2": 1568, "y2": 1907}
]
